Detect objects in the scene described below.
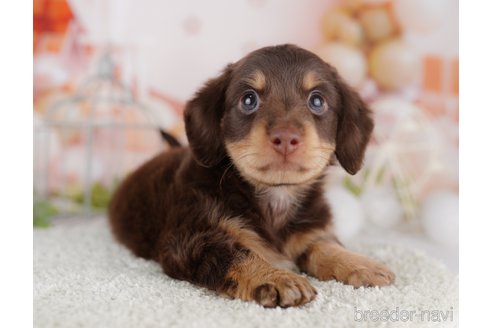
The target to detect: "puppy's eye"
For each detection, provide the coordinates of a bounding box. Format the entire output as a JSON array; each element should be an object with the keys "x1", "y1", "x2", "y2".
[
  {"x1": 307, "y1": 91, "x2": 327, "y2": 115},
  {"x1": 239, "y1": 90, "x2": 259, "y2": 114}
]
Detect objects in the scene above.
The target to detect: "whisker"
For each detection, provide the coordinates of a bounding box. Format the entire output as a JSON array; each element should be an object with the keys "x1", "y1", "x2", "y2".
[
  {"x1": 235, "y1": 152, "x2": 259, "y2": 161},
  {"x1": 310, "y1": 146, "x2": 336, "y2": 152},
  {"x1": 219, "y1": 163, "x2": 234, "y2": 191},
  {"x1": 219, "y1": 151, "x2": 260, "y2": 191}
]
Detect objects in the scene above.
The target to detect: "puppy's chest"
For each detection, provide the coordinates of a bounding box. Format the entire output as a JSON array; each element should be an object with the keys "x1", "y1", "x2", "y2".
[{"x1": 257, "y1": 187, "x2": 301, "y2": 230}]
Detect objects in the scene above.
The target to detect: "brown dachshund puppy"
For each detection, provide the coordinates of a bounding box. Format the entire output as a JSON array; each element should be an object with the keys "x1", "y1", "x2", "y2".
[{"x1": 109, "y1": 44, "x2": 395, "y2": 308}]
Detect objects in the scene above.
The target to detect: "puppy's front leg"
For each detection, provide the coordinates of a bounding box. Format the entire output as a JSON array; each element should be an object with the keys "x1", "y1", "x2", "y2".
[
  {"x1": 158, "y1": 223, "x2": 316, "y2": 308},
  {"x1": 224, "y1": 252, "x2": 317, "y2": 307},
  {"x1": 289, "y1": 232, "x2": 395, "y2": 288}
]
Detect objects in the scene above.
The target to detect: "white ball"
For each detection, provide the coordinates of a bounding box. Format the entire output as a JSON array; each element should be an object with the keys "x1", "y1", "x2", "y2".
[
  {"x1": 361, "y1": 186, "x2": 403, "y2": 228},
  {"x1": 325, "y1": 187, "x2": 365, "y2": 241},
  {"x1": 316, "y1": 42, "x2": 367, "y2": 88},
  {"x1": 368, "y1": 39, "x2": 420, "y2": 90},
  {"x1": 420, "y1": 191, "x2": 459, "y2": 247},
  {"x1": 393, "y1": 0, "x2": 447, "y2": 33}
]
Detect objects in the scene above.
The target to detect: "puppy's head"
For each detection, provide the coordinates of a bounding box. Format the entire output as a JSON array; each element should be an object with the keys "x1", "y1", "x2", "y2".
[{"x1": 184, "y1": 44, "x2": 373, "y2": 186}]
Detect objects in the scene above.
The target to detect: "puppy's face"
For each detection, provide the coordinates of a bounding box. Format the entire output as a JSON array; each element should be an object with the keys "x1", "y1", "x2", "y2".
[
  {"x1": 222, "y1": 53, "x2": 339, "y2": 186},
  {"x1": 184, "y1": 45, "x2": 373, "y2": 186}
]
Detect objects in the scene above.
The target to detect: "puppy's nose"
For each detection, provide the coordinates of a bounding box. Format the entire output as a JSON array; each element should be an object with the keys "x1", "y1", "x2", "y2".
[{"x1": 270, "y1": 129, "x2": 301, "y2": 156}]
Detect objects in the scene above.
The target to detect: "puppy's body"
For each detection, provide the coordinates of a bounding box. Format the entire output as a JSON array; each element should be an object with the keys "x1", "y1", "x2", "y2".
[
  {"x1": 110, "y1": 146, "x2": 327, "y2": 263},
  {"x1": 109, "y1": 45, "x2": 394, "y2": 308}
]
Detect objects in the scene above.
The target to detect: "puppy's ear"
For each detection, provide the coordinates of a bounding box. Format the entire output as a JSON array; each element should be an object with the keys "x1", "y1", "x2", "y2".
[
  {"x1": 334, "y1": 76, "x2": 374, "y2": 175},
  {"x1": 184, "y1": 65, "x2": 233, "y2": 167}
]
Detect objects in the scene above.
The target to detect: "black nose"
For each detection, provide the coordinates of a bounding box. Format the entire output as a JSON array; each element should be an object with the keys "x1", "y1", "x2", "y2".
[{"x1": 270, "y1": 128, "x2": 301, "y2": 156}]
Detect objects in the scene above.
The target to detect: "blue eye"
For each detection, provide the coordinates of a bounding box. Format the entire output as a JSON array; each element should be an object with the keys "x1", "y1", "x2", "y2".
[
  {"x1": 240, "y1": 90, "x2": 259, "y2": 114},
  {"x1": 308, "y1": 91, "x2": 327, "y2": 115}
]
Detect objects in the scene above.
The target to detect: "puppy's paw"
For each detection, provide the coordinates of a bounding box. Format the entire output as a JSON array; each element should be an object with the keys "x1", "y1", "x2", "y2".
[
  {"x1": 253, "y1": 272, "x2": 317, "y2": 308},
  {"x1": 342, "y1": 258, "x2": 395, "y2": 288}
]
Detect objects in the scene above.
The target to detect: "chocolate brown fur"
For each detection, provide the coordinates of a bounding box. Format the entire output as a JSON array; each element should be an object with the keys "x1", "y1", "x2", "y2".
[{"x1": 109, "y1": 44, "x2": 394, "y2": 308}]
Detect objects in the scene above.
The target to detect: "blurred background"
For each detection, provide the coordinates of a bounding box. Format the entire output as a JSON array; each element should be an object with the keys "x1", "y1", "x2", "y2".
[{"x1": 33, "y1": 0, "x2": 458, "y2": 270}]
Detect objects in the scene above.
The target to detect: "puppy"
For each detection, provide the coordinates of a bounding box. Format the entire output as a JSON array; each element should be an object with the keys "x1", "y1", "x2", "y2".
[{"x1": 109, "y1": 44, "x2": 395, "y2": 308}]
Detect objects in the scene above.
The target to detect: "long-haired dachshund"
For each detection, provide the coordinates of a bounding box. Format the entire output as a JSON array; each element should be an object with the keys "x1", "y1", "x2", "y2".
[{"x1": 109, "y1": 44, "x2": 395, "y2": 308}]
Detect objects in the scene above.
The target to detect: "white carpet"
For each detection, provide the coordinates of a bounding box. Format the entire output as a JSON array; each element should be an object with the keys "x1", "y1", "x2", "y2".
[{"x1": 34, "y1": 218, "x2": 458, "y2": 328}]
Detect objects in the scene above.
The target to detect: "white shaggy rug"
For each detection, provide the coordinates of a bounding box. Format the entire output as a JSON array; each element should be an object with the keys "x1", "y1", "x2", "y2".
[{"x1": 34, "y1": 218, "x2": 458, "y2": 328}]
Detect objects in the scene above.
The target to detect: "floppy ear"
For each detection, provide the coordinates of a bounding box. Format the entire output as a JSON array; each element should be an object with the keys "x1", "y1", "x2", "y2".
[
  {"x1": 334, "y1": 77, "x2": 374, "y2": 175},
  {"x1": 184, "y1": 65, "x2": 233, "y2": 167}
]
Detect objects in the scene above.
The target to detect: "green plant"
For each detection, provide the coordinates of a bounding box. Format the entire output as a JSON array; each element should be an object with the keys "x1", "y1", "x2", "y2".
[
  {"x1": 70, "y1": 182, "x2": 114, "y2": 210},
  {"x1": 33, "y1": 200, "x2": 58, "y2": 228}
]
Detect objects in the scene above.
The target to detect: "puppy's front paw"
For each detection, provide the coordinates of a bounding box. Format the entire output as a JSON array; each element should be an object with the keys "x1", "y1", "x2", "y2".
[
  {"x1": 253, "y1": 272, "x2": 317, "y2": 308},
  {"x1": 343, "y1": 258, "x2": 395, "y2": 288}
]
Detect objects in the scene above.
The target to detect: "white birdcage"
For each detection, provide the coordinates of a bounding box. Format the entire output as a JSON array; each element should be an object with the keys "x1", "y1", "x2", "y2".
[{"x1": 34, "y1": 50, "x2": 162, "y2": 217}]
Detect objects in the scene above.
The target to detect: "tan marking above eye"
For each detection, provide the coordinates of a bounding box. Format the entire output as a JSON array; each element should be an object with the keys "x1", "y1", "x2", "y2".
[
  {"x1": 242, "y1": 70, "x2": 266, "y2": 90},
  {"x1": 302, "y1": 71, "x2": 324, "y2": 91}
]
